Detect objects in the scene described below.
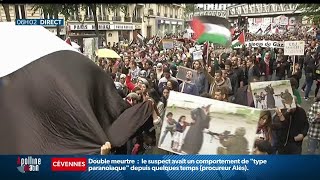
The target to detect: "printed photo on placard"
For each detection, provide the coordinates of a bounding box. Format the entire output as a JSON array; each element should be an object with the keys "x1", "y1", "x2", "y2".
[
  {"x1": 176, "y1": 66, "x2": 198, "y2": 84},
  {"x1": 192, "y1": 51, "x2": 203, "y2": 60},
  {"x1": 250, "y1": 80, "x2": 295, "y2": 110},
  {"x1": 158, "y1": 91, "x2": 262, "y2": 155}
]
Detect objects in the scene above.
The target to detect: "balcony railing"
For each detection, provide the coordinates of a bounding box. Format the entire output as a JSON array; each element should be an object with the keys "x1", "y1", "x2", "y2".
[
  {"x1": 124, "y1": 17, "x2": 131, "y2": 22},
  {"x1": 132, "y1": 17, "x2": 142, "y2": 23},
  {"x1": 112, "y1": 16, "x2": 121, "y2": 21},
  {"x1": 84, "y1": 15, "x2": 94, "y2": 21}
]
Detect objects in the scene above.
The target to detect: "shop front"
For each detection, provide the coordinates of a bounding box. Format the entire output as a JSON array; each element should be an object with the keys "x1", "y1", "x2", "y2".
[{"x1": 68, "y1": 22, "x2": 136, "y2": 47}]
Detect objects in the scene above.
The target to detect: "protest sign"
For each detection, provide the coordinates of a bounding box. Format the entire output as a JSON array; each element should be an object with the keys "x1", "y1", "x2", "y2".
[
  {"x1": 158, "y1": 91, "x2": 262, "y2": 155},
  {"x1": 284, "y1": 41, "x2": 305, "y2": 56},
  {"x1": 250, "y1": 80, "x2": 295, "y2": 110},
  {"x1": 162, "y1": 39, "x2": 174, "y2": 50},
  {"x1": 176, "y1": 66, "x2": 198, "y2": 84},
  {"x1": 84, "y1": 37, "x2": 98, "y2": 60},
  {"x1": 192, "y1": 51, "x2": 203, "y2": 60}
]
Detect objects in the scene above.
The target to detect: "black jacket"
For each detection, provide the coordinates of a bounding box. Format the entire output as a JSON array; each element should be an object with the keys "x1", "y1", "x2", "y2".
[
  {"x1": 233, "y1": 85, "x2": 255, "y2": 107},
  {"x1": 273, "y1": 107, "x2": 309, "y2": 148},
  {"x1": 273, "y1": 60, "x2": 288, "y2": 78},
  {"x1": 259, "y1": 59, "x2": 274, "y2": 75}
]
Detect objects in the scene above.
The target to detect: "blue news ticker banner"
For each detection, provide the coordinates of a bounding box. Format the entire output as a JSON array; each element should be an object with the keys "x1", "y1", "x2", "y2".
[
  {"x1": 15, "y1": 19, "x2": 64, "y2": 27},
  {"x1": 4, "y1": 155, "x2": 320, "y2": 180}
]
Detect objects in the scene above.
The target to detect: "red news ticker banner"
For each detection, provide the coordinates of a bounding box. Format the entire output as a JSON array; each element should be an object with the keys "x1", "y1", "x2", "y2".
[{"x1": 51, "y1": 158, "x2": 87, "y2": 171}]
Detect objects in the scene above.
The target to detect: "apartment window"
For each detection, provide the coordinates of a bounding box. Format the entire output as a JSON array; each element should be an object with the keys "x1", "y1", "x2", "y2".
[
  {"x1": 116, "y1": 9, "x2": 121, "y2": 17},
  {"x1": 86, "y1": 6, "x2": 94, "y2": 17},
  {"x1": 133, "y1": 7, "x2": 141, "y2": 18},
  {"x1": 175, "y1": 9, "x2": 178, "y2": 17},
  {"x1": 14, "y1": 5, "x2": 26, "y2": 19},
  {"x1": 164, "y1": 6, "x2": 168, "y2": 15},
  {"x1": 170, "y1": 7, "x2": 173, "y2": 16},
  {"x1": 40, "y1": 9, "x2": 54, "y2": 19},
  {"x1": 157, "y1": 5, "x2": 161, "y2": 13}
]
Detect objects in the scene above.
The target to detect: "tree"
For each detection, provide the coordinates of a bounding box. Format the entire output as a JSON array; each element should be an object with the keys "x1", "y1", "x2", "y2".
[
  {"x1": 32, "y1": 4, "x2": 78, "y2": 37},
  {"x1": 81, "y1": 4, "x2": 127, "y2": 47},
  {"x1": 296, "y1": 4, "x2": 320, "y2": 25},
  {"x1": 184, "y1": 4, "x2": 197, "y2": 17},
  {"x1": 2, "y1": 4, "x2": 11, "y2": 21}
]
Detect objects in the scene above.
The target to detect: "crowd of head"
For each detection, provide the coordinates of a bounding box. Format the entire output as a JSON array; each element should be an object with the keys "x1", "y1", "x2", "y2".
[{"x1": 95, "y1": 29, "x2": 320, "y2": 155}]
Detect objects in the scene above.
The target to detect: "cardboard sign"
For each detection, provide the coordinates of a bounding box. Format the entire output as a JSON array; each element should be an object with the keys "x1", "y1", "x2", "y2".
[
  {"x1": 192, "y1": 51, "x2": 203, "y2": 60},
  {"x1": 162, "y1": 39, "x2": 174, "y2": 49},
  {"x1": 250, "y1": 80, "x2": 296, "y2": 110},
  {"x1": 284, "y1": 41, "x2": 305, "y2": 56},
  {"x1": 176, "y1": 66, "x2": 198, "y2": 84},
  {"x1": 158, "y1": 91, "x2": 262, "y2": 155}
]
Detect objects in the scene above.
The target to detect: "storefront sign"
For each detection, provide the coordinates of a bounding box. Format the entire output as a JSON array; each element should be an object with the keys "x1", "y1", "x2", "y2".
[
  {"x1": 233, "y1": 41, "x2": 285, "y2": 49},
  {"x1": 113, "y1": 24, "x2": 135, "y2": 30},
  {"x1": 70, "y1": 23, "x2": 134, "y2": 31}
]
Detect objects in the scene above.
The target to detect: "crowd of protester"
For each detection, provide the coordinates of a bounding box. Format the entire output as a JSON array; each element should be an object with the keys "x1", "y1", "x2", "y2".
[{"x1": 95, "y1": 28, "x2": 320, "y2": 155}]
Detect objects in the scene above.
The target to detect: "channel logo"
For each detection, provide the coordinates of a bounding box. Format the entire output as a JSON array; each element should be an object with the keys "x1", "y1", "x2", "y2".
[
  {"x1": 17, "y1": 156, "x2": 41, "y2": 173},
  {"x1": 51, "y1": 158, "x2": 87, "y2": 171}
]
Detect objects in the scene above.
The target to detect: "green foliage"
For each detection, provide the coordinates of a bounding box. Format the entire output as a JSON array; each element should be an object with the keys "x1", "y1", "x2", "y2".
[
  {"x1": 296, "y1": 4, "x2": 320, "y2": 25},
  {"x1": 184, "y1": 4, "x2": 196, "y2": 16},
  {"x1": 31, "y1": 4, "x2": 78, "y2": 21}
]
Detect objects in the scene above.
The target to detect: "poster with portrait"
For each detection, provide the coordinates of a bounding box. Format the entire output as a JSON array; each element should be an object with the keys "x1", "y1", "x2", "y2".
[
  {"x1": 176, "y1": 66, "x2": 198, "y2": 84},
  {"x1": 158, "y1": 91, "x2": 262, "y2": 155},
  {"x1": 250, "y1": 80, "x2": 296, "y2": 110},
  {"x1": 162, "y1": 39, "x2": 174, "y2": 50}
]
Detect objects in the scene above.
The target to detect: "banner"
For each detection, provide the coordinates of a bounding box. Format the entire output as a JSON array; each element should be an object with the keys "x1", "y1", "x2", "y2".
[
  {"x1": 284, "y1": 41, "x2": 305, "y2": 56},
  {"x1": 233, "y1": 41, "x2": 285, "y2": 49},
  {"x1": 6, "y1": 155, "x2": 320, "y2": 179},
  {"x1": 83, "y1": 37, "x2": 98, "y2": 60}
]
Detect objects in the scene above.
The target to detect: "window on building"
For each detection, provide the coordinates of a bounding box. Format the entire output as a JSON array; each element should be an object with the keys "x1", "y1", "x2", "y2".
[
  {"x1": 40, "y1": 9, "x2": 54, "y2": 19},
  {"x1": 14, "y1": 5, "x2": 26, "y2": 19},
  {"x1": 164, "y1": 6, "x2": 168, "y2": 15},
  {"x1": 170, "y1": 7, "x2": 173, "y2": 16},
  {"x1": 85, "y1": 6, "x2": 94, "y2": 17},
  {"x1": 113, "y1": 9, "x2": 120, "y2": 17},
  {"x1": 157, "y1": 5, "x2": 161, "y2": 13},
  {"x1": 175, "y1": 8, "x2": 178, "y2": 17}
]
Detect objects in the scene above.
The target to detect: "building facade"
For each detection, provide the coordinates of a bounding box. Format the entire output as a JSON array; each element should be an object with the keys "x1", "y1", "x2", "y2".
[
  {"x1": 0, "y1": 4, "x2": 66, "y2": 38},
  {"x1": 143, "y1": 4, "x2": 186, "y2": 37},
  {"x1": 0, "y1": 4, "x2": 186, "y2": 45}
]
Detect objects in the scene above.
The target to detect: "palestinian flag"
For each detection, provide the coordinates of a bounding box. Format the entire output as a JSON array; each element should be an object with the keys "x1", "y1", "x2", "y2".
[
  {"x1": 0, "y1": 22, "x2": 154, "y2": 154},
  {"x1": 256, "y1": 28, "x2": 263, "y2": 35},
  {"x1": 192, "y1": 16, "x2": 232, "y2": 47},
  {"x1": 264, "y1": 24, "x2": 271, "y2": 34},
  {"x1": 231, "y1": 31, "x2": 245, "y2": 49}
]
